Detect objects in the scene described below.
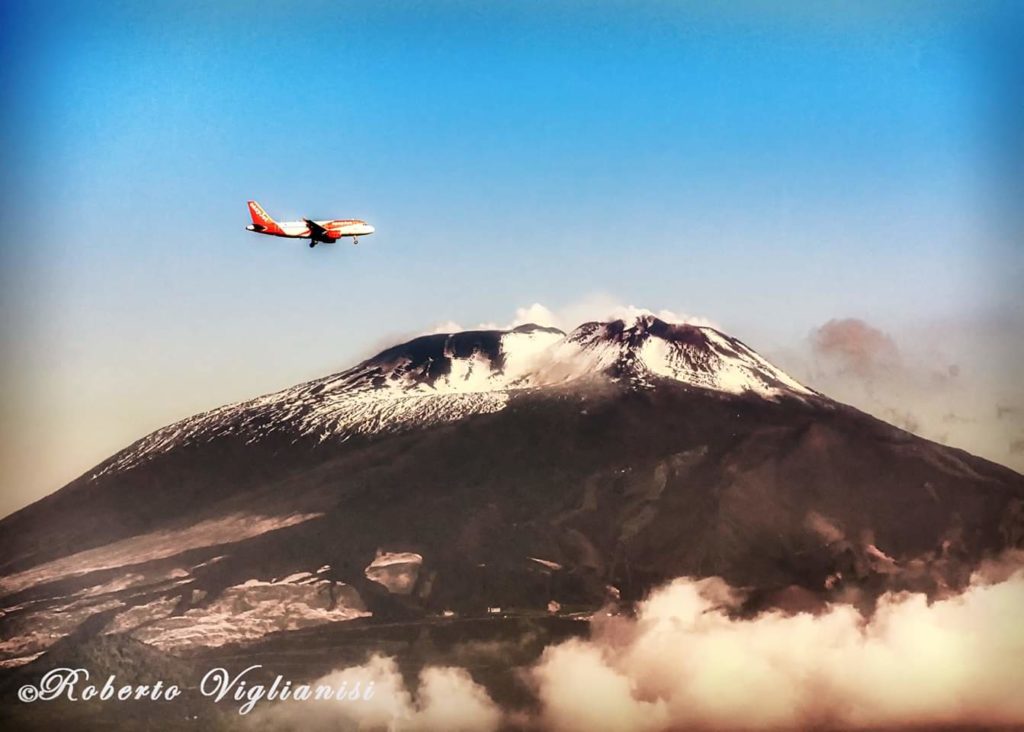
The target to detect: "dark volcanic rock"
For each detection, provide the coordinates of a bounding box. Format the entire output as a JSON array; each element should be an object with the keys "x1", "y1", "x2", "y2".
[{"x1": 1, "y1": 316, "x2": 1021, "y2": 668}]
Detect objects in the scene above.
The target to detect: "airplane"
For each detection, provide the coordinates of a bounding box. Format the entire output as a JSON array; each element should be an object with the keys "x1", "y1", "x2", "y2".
[{"x1": 245, "y1": 201, "x2": 375, "y2": 248}]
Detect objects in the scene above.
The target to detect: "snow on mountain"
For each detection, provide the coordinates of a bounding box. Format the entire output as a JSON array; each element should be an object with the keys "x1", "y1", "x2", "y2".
[
  {"x1": 365, "y1": 551, "x2": 424, "y2": 595},
  {"x1": 92, "y1": 317, "x2": 814, "y2": 480},
  {"x1": 3, "y1": 313, "x2": 1021, "y2": 676},
  {"x1": 535, "y1": 316, "x2": 814, "y2": 396},
  {"x1": 115, "y1": 576, "x2": 368, "y2": 652}
]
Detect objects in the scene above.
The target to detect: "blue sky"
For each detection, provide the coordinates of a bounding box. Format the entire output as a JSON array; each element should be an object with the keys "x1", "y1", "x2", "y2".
[{"x1": 1, "y1": 1, "x2": 1021, "y2": 514}]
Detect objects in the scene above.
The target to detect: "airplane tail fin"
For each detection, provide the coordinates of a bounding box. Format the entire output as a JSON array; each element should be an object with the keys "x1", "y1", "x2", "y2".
[{"x1": 247, "y1": 201, "x2": 284, "y2": 234}]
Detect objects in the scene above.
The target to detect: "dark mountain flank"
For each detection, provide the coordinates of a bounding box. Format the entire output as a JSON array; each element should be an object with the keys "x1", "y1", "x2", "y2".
[{"x1": 2, "y1": 316, "x2": 1021, "y2": 668}]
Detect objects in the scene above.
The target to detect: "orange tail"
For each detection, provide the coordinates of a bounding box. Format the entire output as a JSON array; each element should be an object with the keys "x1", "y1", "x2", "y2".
[{"x1": 247, "y1": 200, "x2": 284, "y2": 234}]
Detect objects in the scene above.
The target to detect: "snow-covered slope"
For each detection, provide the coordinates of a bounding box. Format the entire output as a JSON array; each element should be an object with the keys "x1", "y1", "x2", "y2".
[
  {"x1": 339, "y1": 318, "x2": 811, "y2": 397},
  {"x1": 93, "y1": 317, "x2": 813, "y2": 479},
  {"x1": 533, "y1": 317, "x2": 814, "y2": 395}
]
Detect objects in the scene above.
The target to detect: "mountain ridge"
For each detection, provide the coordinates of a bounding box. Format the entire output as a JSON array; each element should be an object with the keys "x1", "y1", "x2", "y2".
[
  {"x1": 79, "y1": 315, "x2": 817, "y2": 483},
  {"x1": 1, "y1": 315, "x2": 1021, "y2": 669}
]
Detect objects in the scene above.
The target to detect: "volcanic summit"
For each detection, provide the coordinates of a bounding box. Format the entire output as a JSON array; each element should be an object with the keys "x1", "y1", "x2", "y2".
[{"x1": 1, "y1": 316, "x2": 1021, "y2": 667}]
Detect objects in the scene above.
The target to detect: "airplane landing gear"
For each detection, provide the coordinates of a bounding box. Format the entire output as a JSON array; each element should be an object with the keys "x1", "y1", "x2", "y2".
[
  {"x1": 309, "y1": 240, "x2": 316, "y2": 248},
  {"x1": 352, "y1": 237, "x2": 359, "y2": 246}
]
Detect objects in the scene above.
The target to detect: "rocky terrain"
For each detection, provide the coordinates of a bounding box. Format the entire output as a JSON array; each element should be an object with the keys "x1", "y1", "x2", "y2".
[{"x1": 2, "y1": 315, "x2": 1021, "y2": 677}]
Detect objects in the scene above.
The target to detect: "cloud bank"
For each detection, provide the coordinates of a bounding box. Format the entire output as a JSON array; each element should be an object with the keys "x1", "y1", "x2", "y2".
[
  {"x1": 250, "y1": 655, "x2": 501, "y2": 731},
  {"x1": 253, "y1": 559, "x2": 1024, "y2": 731},
  {"x1": 530, "y1": 564, "x2": 1024, "y2": 731}
]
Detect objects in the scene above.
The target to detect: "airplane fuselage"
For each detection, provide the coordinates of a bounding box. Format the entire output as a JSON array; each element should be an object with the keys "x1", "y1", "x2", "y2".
[
  {"x1": 245, "y1": 201, "x2": 375, "y2": 246},
  {"x1": 246, "y1": 219, "x2": 376, "y2": 241}
]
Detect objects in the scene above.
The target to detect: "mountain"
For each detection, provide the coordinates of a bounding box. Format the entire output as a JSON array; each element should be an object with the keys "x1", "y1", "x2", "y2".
[{"x1": 1, "y1": 315, "x2": 1022, "y2": 669}]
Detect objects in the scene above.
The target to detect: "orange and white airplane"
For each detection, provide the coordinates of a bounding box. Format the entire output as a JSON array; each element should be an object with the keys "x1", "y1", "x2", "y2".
[{"x1": 245, "y1": 201, "x2": 375, "y2": 248}]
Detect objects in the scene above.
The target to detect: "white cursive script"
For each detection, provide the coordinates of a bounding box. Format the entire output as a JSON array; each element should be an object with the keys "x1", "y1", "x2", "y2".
[
  {"x1": 18, "y1": 668, "x2": 181, "y2": 703},
  {"x1": 200, "y1": 664, "x2": 376, "y2": 715},
  {"x1": 18, "y1": 664, "x2": 377, "y2": 715}
]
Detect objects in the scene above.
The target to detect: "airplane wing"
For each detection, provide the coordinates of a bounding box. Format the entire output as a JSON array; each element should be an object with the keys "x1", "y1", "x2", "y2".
[{"x1": 303, "y1": 218, "x2": 331, "y2": 240}]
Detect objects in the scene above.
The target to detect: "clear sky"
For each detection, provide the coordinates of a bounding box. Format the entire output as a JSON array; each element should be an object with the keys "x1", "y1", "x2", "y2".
[{"x1": 1, "y1": 1, "x2": 1022, "y2": 516}]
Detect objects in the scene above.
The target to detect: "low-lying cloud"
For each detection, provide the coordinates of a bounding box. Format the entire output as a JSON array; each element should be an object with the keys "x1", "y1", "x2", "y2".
[
  {"x1": 249, "y1": 655, "x2": 502, "y2": 731},
  {"x1": 252, "y1": 558, "x2": 1024, "y2": 731},
  {"x1": 531, "y1": 563, "x2": 1024, "y2": 731}
]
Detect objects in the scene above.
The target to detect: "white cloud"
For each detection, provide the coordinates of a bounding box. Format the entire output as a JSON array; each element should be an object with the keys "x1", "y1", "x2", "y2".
[
  {"x1": 510, "y1": 302, "x2": 560, "y2": 329},
  {"x1": 427, "y1": 320, "x2": 465, "y2": 334},
  {"x1": 251, "y1": 655, "x2": 501, "y2": 731},
  {"x1": 252, "y1": 560, "x2": 1024, "y2": 731},
  {"x1": 423, "y1": 294, "x2": 717, "y2": 336},
  {"x1": 530, "y1": 564, "x2": 1024, "y2": 731}
]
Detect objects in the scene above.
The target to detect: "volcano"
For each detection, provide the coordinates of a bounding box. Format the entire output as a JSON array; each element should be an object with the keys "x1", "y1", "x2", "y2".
[{"x1": 1, "y1": 315, "x2": 1022, "y2": 667}]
